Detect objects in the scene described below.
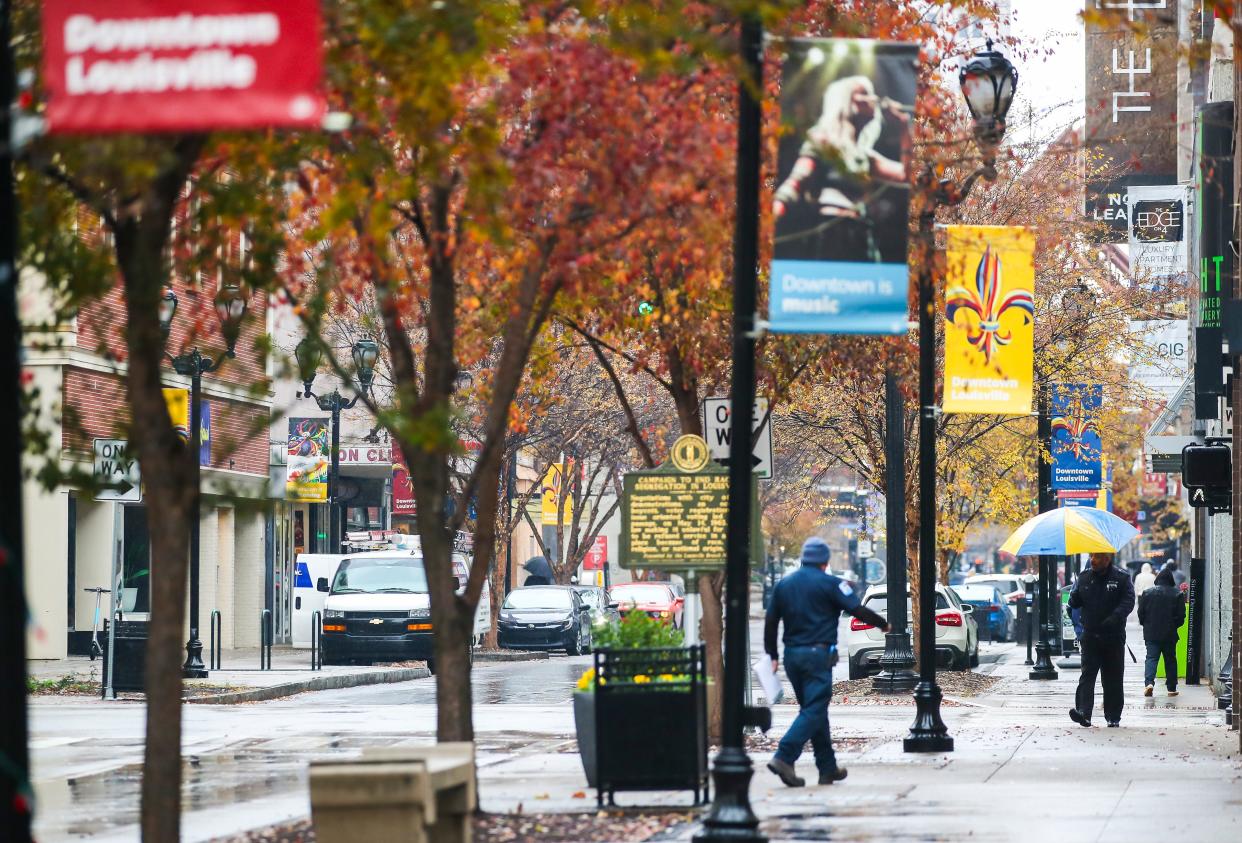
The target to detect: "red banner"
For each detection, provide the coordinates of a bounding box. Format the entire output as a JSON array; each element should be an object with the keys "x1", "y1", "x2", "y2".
[
  {"x1": 392, "y1": 461, "x2": 416, "y2": 516},
  {"x1": 42, "y1": 1, "x2": 325, "y2": 134}
]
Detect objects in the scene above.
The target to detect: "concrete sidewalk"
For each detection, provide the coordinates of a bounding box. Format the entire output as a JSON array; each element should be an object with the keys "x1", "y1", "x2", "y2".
[
  {"x1": 28, "y1": 645, "x2": 548, "y2": 704},
  {"x1": 470, "y1": 639, "x2": 1241, "y2": 842}
]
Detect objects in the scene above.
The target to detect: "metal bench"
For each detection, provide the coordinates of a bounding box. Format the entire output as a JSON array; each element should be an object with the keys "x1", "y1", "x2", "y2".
[{"x1": 310, "y1": 742, "x2": 476, "y2": 843}]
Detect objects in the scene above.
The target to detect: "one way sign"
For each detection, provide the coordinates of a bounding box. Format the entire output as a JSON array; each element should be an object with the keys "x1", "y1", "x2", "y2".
[
  {"x1": 702, "y1": 397, "x2": 772, "y2": 479},
  {"x1": 94, "y1": 438, "x2": 142, "y2": 503}
]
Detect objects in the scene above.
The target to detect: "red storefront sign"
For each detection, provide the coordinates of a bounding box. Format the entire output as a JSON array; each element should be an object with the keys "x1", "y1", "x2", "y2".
[
  {"x1": 392, "y1": 461, "x2": 416, "y2": 516},
  {"x1": 42, "y1": 1, "x2": 325, "y2": 134},
  {"x1": 582, "y1": 536, "x2": 608, "y2": 571}
]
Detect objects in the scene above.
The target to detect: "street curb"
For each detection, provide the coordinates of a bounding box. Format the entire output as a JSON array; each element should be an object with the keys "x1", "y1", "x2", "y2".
[
  {"x1": 476, "y1": 650, "x2": 551, "y2": 663},
  {"x1": 187, "y1": 667, "x2": 430, "y2": 705}
]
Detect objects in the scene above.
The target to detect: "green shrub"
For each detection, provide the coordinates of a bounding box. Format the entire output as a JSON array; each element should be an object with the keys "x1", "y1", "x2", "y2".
[{"x1": 593, "y1": 607, "x2": 684, "y2": 650}]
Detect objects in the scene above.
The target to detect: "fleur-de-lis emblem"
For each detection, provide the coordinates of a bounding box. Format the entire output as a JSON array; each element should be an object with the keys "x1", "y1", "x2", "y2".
[
  {"x1": 1051, "y1": 402, "x2": 1100, "y2": 461},
  {"x1": 945, "y1": 245, "x2": 1034, "y2": 364}
]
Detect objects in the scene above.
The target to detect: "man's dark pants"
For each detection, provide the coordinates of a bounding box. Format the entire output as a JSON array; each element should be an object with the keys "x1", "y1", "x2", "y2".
[
  {"x1": 1076, "y1": 633, "x2": 1125, "y2": 722},
  {"x1": 1144, "y1": 639, "x2": 1178, "y2": 691},
  {"x1": 774, "y1": 645, "x2": 837, "y2": 775}
]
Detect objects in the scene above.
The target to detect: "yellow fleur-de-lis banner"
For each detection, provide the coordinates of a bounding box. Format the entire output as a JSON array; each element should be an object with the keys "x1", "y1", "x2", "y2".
[{"x1": 942, "y1": 225, "x2": 1035, "y2": 415}]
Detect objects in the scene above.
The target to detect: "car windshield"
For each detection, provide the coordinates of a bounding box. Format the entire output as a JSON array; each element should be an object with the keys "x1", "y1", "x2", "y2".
[
  {"x1": 955, "y1": 585, "x2": 1001, "y2": 602},
  {"x1": 331, "y1": 556, "x2": 427, "y2": 594},
  {"x1": 863, "y1": 593, "x2": 950, "y2": 611},
  {"x1": 611, "y1": 585, "x2": 671, "y2": 604},
  {"x1": 504, "y1": 588, "x2": 572, "y2": 610},
  {"x1": 574, "y1": 589, "x2": 603, "y2": 609}
]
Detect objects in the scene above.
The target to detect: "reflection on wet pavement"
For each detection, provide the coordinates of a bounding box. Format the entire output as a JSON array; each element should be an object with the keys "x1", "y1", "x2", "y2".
[{"x1": 313, "y1": 654, "x2": 593, "y2": 706}]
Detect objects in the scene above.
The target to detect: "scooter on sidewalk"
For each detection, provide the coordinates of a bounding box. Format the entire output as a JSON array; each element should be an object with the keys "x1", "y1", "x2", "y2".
[{"x1": 83, "y1": 586, "x2": 111, "y2": 660}]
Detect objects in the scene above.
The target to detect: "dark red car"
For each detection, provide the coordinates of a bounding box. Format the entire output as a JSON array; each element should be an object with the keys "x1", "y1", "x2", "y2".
[{"x1": 608, "y1": 582, "x2": 685, "y2": 628}]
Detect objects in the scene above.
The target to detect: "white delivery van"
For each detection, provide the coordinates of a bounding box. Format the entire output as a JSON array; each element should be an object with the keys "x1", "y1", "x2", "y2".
[{"x1": 306, "y1": 543, "x2": 491, "y2": 670}]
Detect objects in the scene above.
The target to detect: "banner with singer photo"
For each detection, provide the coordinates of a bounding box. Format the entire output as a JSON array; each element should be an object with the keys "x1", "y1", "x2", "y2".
[
  {"x1": 768, "y1": 38, "x2": 918, "y2": 334},
  {"x1": 942, "y1": 225, "x2": 1035, "y2": 415}
]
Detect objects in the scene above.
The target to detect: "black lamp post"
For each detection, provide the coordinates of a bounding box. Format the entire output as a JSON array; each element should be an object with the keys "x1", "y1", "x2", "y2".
[
  {"x1": 1030, "y1": 387, "x2": 1059, "y2": 680},
  {"x1": 294, "y1": 336, "x2": 378, "y2": 550},
  {"x1": 873, "y1": 370, "x2": 918, "y2": 693},
  {"x1": 695, "y1": 13, "x2": 765, "y2": 843},
  {"x1": 905, "y1": 40, "x2": 1018, "y2": 754},
  {"x1": 159, "y1": 283, "x2": 250, "y2": 679}
]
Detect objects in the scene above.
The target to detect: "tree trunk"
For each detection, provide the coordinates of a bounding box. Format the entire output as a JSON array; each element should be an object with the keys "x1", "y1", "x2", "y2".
[
  {"x1": 698, "y1": 573, "x2": 725, "y2": 739},
  {"x1": 112, "y1": 139, "x2": 202, "y2": 843}
]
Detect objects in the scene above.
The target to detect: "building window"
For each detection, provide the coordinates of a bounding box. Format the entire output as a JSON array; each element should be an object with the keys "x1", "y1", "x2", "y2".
[{"x1": 122, "y1": 505, "x2": 151, "y2": 613}]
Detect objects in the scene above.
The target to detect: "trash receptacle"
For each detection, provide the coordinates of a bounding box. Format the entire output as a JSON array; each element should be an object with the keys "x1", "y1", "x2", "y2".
[{"x1": 106, "y1": 620, "x2": 148, "y2": 692}]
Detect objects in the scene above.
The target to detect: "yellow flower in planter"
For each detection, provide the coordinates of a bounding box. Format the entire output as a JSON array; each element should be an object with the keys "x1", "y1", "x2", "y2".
[
  {"x1": 633, "y1": 674, "x2": 651, "y2": 684},
  {"x1": 577, "y1": 668, "x2": 600, "y2": 692}
]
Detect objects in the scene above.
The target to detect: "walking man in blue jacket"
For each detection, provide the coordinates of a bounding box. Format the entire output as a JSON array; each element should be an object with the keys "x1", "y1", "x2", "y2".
[{"x1": 764, "y1": 537, "x2": 889, "y2": 787}]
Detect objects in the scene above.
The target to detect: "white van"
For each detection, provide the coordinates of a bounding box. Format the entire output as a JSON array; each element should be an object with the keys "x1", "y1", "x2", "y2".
[{"x1": 300, "y1": 546, "x2": 490, "y2": 670}]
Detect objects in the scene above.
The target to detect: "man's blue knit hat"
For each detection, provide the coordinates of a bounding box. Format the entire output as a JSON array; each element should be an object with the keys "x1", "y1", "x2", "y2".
[{"x1": 801, "y1": 537, "x2": 831, "y2": 566}]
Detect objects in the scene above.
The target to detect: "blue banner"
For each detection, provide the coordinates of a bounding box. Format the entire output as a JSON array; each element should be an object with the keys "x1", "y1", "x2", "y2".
[
  {"x1": 769, "y1": 39, "x2": 917, "y2": 335},
  {"x1": 1050, "y1": 384, "x2": 1103, "y2": 490},
  {"x1": 769, "y1": 260, "x2": 908, "y2": 333}
]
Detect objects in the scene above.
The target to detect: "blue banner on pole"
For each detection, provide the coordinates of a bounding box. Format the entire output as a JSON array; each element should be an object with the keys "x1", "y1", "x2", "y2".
[
  {"x1": 768, "y1": 39, "x2": 917, "y2": 335},
  {"x1": 1050, "y1": 384, "x2": 1103, "y2": 490},
  {"x1": 769, "y1": 260, "x2": 908, "y2": 333}
]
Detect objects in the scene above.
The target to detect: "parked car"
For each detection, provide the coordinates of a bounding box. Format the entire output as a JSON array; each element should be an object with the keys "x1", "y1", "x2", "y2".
[
  {"x1": 951, "y1": 583, "x2": 1015, "y2": 642},
  {"x1": 317, "y1": 550, "x2": 493, "y2": 670},
  {"x1": 963, "y1": 573, "x2": 1028, "y2": 607},
  {"x1": 572, "y1": 584, "x2": 620, "y2": 633},
  {"x1": 608, "y1": 582, "x2": 685, "y2": 628},
  {"x1": 498, "y1": 585, "x2": 593, "y2": 654},
  {"x1": 846, "y1": 584, "x2": 979, "y2": 679}
]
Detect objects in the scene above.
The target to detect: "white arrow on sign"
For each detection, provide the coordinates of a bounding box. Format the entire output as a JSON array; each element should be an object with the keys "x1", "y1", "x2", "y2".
[
  {"x1": 93, "y1": 438, "x2": 142, "y2": 503},
  {"x1": 702, "y1": 397, "x2": 772, "y2": 479}
]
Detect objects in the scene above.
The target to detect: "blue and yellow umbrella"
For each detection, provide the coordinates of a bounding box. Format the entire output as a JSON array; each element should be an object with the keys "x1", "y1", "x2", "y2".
[{"x1": 999, "y1": 507, "x2": 1138, "y2": 557}]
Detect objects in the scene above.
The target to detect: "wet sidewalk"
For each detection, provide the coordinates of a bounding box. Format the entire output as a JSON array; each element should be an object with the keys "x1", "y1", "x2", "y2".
[{"x1": 29, "y1": 645, "x2": 547, "y2": 703}]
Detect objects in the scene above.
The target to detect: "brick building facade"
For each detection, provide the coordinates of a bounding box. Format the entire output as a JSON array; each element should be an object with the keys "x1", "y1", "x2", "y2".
[{"x1": 21, "y1": 268, "x2": 274, "y2": 660}]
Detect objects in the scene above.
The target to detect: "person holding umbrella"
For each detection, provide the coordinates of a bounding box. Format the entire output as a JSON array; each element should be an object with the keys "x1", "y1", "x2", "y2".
[
  {"x1": 1000, "y1": 508, "x2": 1140, "y2": 728},
  {"x1": 522, "y1": 556, "x2": 554, "y2": 586},
  {"x1": 1067, "y1": 552, "x2": 1135, "y2": 727}
]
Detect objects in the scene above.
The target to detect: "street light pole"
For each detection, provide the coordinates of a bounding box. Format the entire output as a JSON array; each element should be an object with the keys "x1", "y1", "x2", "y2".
[
  {"x1": 170, "y1": 349, "x2": 227, "y2": 679},
  {"x1": 695, "y1": 12, "x2": 764, "y2": 843},
  {"x1": 161, "y1": 285, "x2": 249, "y2": 680},
  {"x1": 905, "y1": 39, "x2": 1018, "y2": 754},
  {"x1": 1030, "y1": 387, "x2": 1059, "y2": 679},
  {"x1": 295, "y1": 337, "x2": 379, "y2": 552},
  {"x1": 873, "y1": 369, "x2": 918, "y2": 693}
]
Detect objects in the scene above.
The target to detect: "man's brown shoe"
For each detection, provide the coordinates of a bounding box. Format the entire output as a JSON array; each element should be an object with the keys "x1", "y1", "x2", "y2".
[
  {"x1": 818, "y1": 767, "x2": 848, "y2": 785},
  {"x1": 1144, "y1": 685, "x2": 1153, "y2": 697},
  {"x1": 767, "y1": 758, "x2": 805, "y2": 788}
]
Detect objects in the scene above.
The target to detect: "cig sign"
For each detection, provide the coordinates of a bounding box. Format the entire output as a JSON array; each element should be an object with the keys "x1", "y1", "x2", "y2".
[{"x1": 42, "y1": 1, "x2": 325, "y2": 134}]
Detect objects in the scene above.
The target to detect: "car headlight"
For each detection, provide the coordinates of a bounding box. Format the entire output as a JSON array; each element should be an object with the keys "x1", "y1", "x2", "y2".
[
  {"x1": 408, "y1": 608, "x2": 431, "y2": 620},
  {"x1": 323, "y1": 609, "x2": 345, "y2": 619}
]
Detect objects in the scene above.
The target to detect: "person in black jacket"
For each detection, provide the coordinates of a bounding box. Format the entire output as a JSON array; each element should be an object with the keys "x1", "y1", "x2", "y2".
[
  {"x1": 1138, "y1": 565, "x2": 1186, "y2": 698},
  {"x1": 1067, "y1": 552, "x2": 1135, "y2": 728}
]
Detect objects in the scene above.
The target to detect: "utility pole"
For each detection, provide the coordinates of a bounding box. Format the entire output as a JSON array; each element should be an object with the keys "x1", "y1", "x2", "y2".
[{"x1": 0, "y1": 1, "x2": 33, "y2": 837}]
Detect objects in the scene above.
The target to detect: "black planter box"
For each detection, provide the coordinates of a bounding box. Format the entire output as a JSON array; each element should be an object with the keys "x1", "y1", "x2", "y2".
[{"x1": 586, "y1": 645, "x2": 708, "y2": 807}]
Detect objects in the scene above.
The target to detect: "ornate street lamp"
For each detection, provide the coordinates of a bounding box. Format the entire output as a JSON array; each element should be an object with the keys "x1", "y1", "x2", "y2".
[
  {"x1": 959, "y1": 39, "x2": 1018, "y2": 152},
  {"x1": 905, "y1": 41, "x2": 1019, "y2": 754},
  {"x1": 296, "y1": 336, "x2": 378, "y2": 550},
  {"x1": 163, "y1": 282, "x2": 251, "y2": 678}
]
